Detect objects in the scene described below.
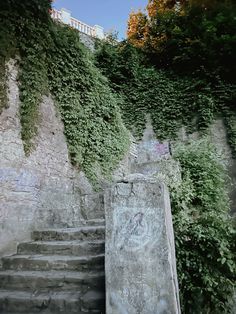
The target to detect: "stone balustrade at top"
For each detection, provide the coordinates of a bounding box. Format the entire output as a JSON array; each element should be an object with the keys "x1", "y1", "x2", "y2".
[{"x1": 50, "y1": 8, "x2": 105, "y2": 39}]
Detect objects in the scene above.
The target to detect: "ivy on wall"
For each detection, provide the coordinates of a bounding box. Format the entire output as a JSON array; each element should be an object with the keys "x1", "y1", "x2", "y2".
[
  {"x1": 172, "y1": 140, "x2": 236, "y2": 313},
  {"x1": 0, "y1": 0, "x2": 52, "y2": 152},
  {"x1": 157, "y1": 140, "x2": 236, "y2": 313},
  {"x1": 95, "y1": 39, "x2": 236, "y2": 154},
  {"x1": 0, "y1": 0, "x2": 129, "y2": 183},
  {"x1": 0, "y1": 58, "x2": 7, "y2": 113},
  {"x1": 48, "y1": 25, "x2": 129, "y2": 181},
  {"x1": 19, "y1": 42, "x2": 49, "y2": 154},
  {"x1": 0, "y1": 8, "x2": 17, "y2": 113}
]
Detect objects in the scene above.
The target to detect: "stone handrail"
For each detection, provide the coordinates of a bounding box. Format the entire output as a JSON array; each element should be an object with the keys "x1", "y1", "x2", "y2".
[
  {"x1": 70, "y1": 17, "x2": 95, "y2": 37},
  {"x1": 105, "y1": 176, "x2": 181, "y2": 314},
  {"x1": 50, "y1": 8, "x2": 104, "y2": 39}
]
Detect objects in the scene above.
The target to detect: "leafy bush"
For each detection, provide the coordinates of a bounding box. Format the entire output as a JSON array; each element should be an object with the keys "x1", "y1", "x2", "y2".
[{"x1": 170, "y1": 140, "x2": 235, "y2": 313}]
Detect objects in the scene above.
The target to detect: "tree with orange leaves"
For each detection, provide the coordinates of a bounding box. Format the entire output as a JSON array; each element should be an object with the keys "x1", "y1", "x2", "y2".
[
  {"x1": 127, "y1": 1, "x2": 188, "y2": 48},
  {"x1": 147, "y1": 0, "x2": 190, "y2": 17},
  {"x1": 127, "y1": 10, "x2": 148, "y2": 48},
  {"x1": 147, "y1": 0, "x2": 176, "y2": 16},
  {"x1": 127, "y1": 0, "x2": 235, "y2": 81}
]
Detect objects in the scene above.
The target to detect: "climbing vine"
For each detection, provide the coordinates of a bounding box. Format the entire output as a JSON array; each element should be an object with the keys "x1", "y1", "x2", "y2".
[
  {"x1": 0, "y1": 0, "x2": 52, "y2": 153},
  {"x1": 47, "y1": 24, "x2": 129, "y2": 181},
  {"x1": 224, "y1": 113, "x2": 236, "y2": 158},
  {"x1": 95, "y1": 40, "x2": 236, "y2": 152},
  {"x1": 19, "y1": 43, "x2": 49, "y2": 154},
  {"x1": 0, "y1": 0, "x2": 129, "y2": 182},
  {"x1": 0, "y1": 6, "x2": 17, "y2": 113},
  {"x1": 157, "y1": 140, "x2": 236, "y2": 313},
  {"x1": 0, "y1": 58, "x2": 7, "y2": 113}
]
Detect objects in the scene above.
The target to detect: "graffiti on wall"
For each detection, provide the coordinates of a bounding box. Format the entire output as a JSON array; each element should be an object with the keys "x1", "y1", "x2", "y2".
[
  {"x1": 113, "y1": 207, "x2": 163, "y2": 253},
  {"x1": 142, "y1": 141, "x2": 170, "y2": 158}
]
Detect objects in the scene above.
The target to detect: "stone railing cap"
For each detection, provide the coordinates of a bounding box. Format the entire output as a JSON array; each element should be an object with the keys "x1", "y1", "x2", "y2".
[{"x1": 61, "y1": 8, "x2": 71, "y2": 13}]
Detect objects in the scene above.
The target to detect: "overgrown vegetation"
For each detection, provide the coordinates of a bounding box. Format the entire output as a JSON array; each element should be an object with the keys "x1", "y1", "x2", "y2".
[
  {"x1": 94, "y1": 1, "x2": 236, "y2": 311},
  {"x1": 124, "y1": 0, "x2": 236, "y2": 150},
  {"x1": 0, "y1": 0, "x2": 129, "y2": 182},
  {"x1": 0, "y1": 59, "x2": 7, "y2": 113},
  {"x1": 170, "y1": 140, "x2": 235, "y2": 313},
  {"x1": 95, "y1": 40, "x2": 236, "y2": 149},
  {"x1": 155, "y1": 140, "x2": 236, "y2": 313},
  {"x1": 0, "y1": 0, "x2": 235, "y2": 312},
  {"x1": 48, "y1": 25, "x2": 129, "y2": 181}
]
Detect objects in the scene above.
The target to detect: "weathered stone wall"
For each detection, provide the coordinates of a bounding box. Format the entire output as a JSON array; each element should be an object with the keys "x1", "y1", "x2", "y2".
[
  {"x1": 131, "y1": 118, "x2": 171, "y2": 176},
  {"x1": 133, "y1": 117, "x2": 236, "y2": 215},
  {"x1": 0, "y1": 60, "x2": 103, "y2": 258}
]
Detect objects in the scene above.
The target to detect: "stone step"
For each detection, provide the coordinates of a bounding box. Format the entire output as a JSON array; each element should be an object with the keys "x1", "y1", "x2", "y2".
[
  {"x1": 17, "y1": 240, "x2": 105, "y2": 256},
  {"x1": 2, "y1": 254, "x2": 104, "y2": 271},
  {"x1": 0, "y1": 270, "x2": 105, "y2": 292},
  {"x1": 0, "y1": 289, "x2": 105, "y2": 313},
  {"x1": 32, "y1": 226, "x2": 105, "y2": 242}
]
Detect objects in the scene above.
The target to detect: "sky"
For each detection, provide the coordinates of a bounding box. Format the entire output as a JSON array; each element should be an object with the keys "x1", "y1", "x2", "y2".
[{"x1": 53, "y1": 0, "x2": 147, "y2": 40}]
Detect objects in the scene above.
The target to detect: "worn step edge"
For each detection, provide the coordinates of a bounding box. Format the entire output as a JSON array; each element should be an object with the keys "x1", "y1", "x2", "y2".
[
  {"x1": 0, "y1": 289, "x2": 80, "y2": 312},
  {"x1": 32, "y1": 226, "x2": 105, "y2": 241},
  {"x1": 17, "y1": 240, "x2": 105, "y2": 256},
  {"x1": 2, "y1": 254, "x2": 104, "y2": 271},
  {"x1": 0, "y1": 289, "x2": 105, "y2": 313},
  {"x1": 0, "y1": 270, "x2": 105, "y2": 291}
]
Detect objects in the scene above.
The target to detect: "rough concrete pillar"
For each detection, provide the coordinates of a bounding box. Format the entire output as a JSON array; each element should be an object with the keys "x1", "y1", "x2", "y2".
[
  {"x1": 105, "y1": 175, "x2": 180, "y2": 314},
  {"x1": 94, "y1": 25, "x2": 105, "y2": 39}
]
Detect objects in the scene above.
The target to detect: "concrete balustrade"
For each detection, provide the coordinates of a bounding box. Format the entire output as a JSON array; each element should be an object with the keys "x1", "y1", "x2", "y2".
[
  {"x1": 51, "y1": 8, "x2": 104, "y2": 39},
  {"x1": 50, "y1": 8, "x2": 62, "y2": 20}
]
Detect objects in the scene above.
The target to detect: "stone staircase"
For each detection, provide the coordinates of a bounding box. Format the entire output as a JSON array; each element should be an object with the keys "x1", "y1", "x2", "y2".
[{"x1": 0, "y1": 220, "x2": 105, "y2": 313}]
